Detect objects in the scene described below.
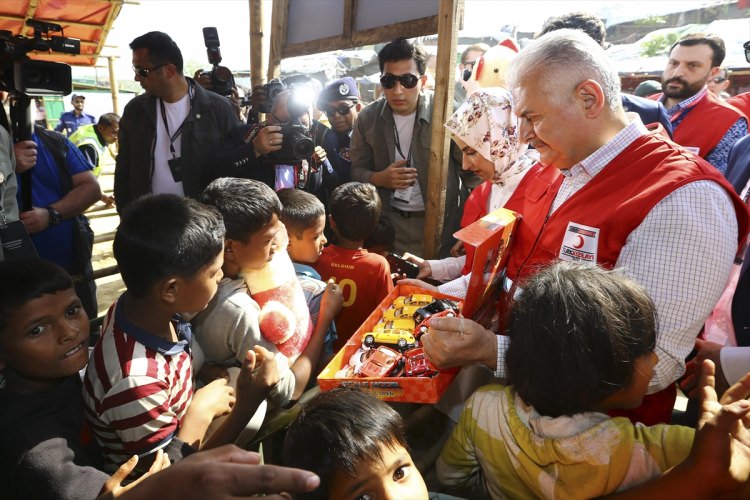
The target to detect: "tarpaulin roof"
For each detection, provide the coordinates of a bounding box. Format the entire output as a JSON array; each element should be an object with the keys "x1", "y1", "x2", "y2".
[{"x1": 0, "y1": 0, "x2": 123, "y2": 66}]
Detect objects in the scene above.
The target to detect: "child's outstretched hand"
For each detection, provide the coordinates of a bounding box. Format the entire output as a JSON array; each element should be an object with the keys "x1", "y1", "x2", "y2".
[
  {"x1": 189, "y1": 378, "x2": 236, "y2": 420},
  {"x1": 319, "y1": 279, "x2": 344, "y2": 325},
  {"x1": 236, "y1": 346, "x2": 280, "y2": 409},
  {"x1": 97, "y1": 449, "x2": 170, "y2": 499}
]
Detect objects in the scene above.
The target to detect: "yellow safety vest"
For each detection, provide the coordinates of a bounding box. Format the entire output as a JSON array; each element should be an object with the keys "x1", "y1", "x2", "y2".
[{"x1": 69, "y1": 124, "x2": 105, "y2": 177}]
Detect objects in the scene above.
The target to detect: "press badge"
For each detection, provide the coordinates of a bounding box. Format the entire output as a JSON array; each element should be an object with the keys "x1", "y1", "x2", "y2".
[{"x1": 559, "y1": 221, "x2": 599, "y2": 263}]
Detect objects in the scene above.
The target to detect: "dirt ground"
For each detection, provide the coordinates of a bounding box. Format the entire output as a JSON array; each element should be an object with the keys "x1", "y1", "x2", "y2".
[{"x1": 89, "y1": 154, "x2": 125, "y2": 317}]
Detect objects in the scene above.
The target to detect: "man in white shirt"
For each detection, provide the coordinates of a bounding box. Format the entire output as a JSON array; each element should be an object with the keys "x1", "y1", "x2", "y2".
[{"x1": 114, "y1": 31, "x2": 238, "y2": 211}]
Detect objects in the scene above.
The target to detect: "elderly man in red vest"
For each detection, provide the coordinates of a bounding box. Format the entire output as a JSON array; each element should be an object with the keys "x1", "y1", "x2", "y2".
[
  {"x1": 420, "y1": 29, "x2": 748, "y2": 426},
  {"x1": 654, "y1": 33, "x2": 747, "y2": 174}
]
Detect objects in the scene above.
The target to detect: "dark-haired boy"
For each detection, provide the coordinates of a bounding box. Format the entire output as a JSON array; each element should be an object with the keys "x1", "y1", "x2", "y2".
[
  {"x1": 83, "y1": 194, "x2": 275, "y2": 472},
  {"x1": 313, "y1": 182, "x2": 393, "y2": 349},
  {"x1": 193, "y1": 178, "x2": 341, "y2": 406},
  {"x1": 277, "y1": 188, "x2": 338, "y2": 356},
  {"x1": 282, "y1": 387, "x2": 430, "y2": 500},
  {"x1": 0, "y1": 259, "x2": 170, "y2": 499}
]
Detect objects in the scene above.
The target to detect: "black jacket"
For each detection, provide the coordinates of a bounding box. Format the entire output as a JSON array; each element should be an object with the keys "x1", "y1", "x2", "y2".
[{"x1": 114, "y1": 79, "x2": 239, "y2": 211}]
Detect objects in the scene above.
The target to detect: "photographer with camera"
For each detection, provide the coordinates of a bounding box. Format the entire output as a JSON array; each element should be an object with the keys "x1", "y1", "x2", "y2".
[
  {"x1": 114, "y1": 31, "x2": 239, "y2": 212},
  {"x1": 210, "y1": 80, "x2": 330, "y2": 200}
]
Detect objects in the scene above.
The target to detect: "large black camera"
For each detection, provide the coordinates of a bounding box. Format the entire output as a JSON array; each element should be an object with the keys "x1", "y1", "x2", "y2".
[
  {"x1": 201, "y1": 27, "x2": 235, "y2": 98},
  {"x1": 263, "y1": 82, "x2": 315, "y2": 163},
  {"x1": 0, "y1": 19, "x2": 79, "y2": 140}
]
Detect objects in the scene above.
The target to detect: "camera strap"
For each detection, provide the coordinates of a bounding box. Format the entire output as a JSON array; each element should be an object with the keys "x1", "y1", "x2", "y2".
[
  {"x1": 392, "y1": 121, "x2": 412, "y2": 167},
  {"x1": 159, "y1": 82, "x2": 195, "y2": 159}
]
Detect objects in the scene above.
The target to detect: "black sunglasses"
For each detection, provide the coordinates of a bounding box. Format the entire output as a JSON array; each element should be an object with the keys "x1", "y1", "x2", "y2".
[
  {"x1": 462, "y1": 60, "x2": 477, "y2": 82},
  {"x1": 380, "y1": 73, "x2": 420, "y2": 89},
  {"x1": 744, "y1": 41, "x2": 750, "y2": 64},
  {"x1": 324, "y1": 102, "x2": 356, "y2": 116},
  {"x1": 132, "y1": 63, "x2": 166, "y2": 78}
]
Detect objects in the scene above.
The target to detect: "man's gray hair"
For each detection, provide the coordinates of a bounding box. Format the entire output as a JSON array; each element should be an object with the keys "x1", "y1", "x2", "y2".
[{"x1": 508, "y1": 29, "x2": 621, "y2": 110}]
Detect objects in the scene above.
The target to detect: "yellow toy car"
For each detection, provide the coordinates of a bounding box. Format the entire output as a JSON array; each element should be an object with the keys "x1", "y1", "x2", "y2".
[
  {"x1": 382, "y1": 304, "x2": 421, "y2": 320},
  {"x1": 374, "y1": 318, "x2": 416, "y2": 332},
  {"x1": 363, "y1": 329, "x2": 417, "y2": 350},
  {"x1": 392, "y1": 294, "x2": 434, "y2": 308}
]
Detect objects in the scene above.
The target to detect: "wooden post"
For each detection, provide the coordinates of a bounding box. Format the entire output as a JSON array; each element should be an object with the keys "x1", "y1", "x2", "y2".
[
  {"x1": 423, "y1": 0, "x2": 462, "y2": 259},
  {"x1": 107, "y1": 56, "x2": 120, "y2": 115},
  {"x1": 268, "y1": 0, "x2": 289, "y2": 81},
  {"x1": 249, "y1": 0, "x2": 266, "y2": 88}
]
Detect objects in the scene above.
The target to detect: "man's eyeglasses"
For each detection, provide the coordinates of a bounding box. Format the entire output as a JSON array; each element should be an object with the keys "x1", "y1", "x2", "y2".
[
  {"x1": 323, "y1": 102, "x2": 356, "y2": 116},
  {"x1": 380, "y1": 73, "x2": 420, "y2": 90},
  {"x1": 132, "y1": 63, "x2": 166, "y2": 78}
]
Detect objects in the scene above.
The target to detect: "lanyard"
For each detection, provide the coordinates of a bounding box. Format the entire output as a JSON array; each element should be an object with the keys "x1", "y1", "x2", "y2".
[
  {"x1": 159, "y1": 83, "x2": 194, "y2": 159},
  {"x1": 393, "y1": 121, "x2": 412, "y2": 166}
]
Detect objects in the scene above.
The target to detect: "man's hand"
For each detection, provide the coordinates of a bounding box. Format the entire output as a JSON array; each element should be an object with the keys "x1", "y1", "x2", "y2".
[
  {"x1": 19, "y1": 207, "x2": 50, "y2": 234},
  {"x1": 193, "y1": 70, "x2": 213, "y2": 91},
  {"x1": 402, "y1": 253, "x2": 432, "y2": 279},
  {"x1": 450, "y1": 240, "x2": 466, "y2": 258},
  {"x1": 396, "y1": 278, "x2": 437, "y2": 292},
  {"x1": 312, "y1": 146, "x2": 327, "y2": 165},
  {"x1": 370, "y1": 159, "x2": 417, "y2": 189},
  {"x1": 14, "y1": 140, "x2": 37, "y2": 173},
  {"x1": 681, "y1": 339, "x2": 727, "y2": 398},
  {"x1": 101, "y1": 194, "x2": 116, "y2": 208},
  {"x1": 98, "y1": 450, "x2": 170, "y2": 499},
  {"x1": 252, "y1": 125, "x2": 283, "y2": 157},
  {"x1": 421, "y1": 316, "x2": 498, "y2": 370},
  {"x1": 116, "y1": 445, "x2": 320, "y2": 500}
]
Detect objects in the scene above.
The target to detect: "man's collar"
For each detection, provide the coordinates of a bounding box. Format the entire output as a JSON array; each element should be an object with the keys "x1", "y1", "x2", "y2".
[{"x1": 663, "y1": 86, "x2": 708, "y2": 115}]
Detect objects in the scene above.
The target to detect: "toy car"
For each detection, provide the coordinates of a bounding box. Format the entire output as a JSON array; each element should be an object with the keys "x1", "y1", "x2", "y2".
[
  {"x1": 403, "y1": 348, "x2": 438, "y2": 377},
  {"x1": 374, "y1": 318, "x2": 416, "y2": 333},
  {"x1": 363, "y1": 329, "x2": 417, "y2": 350},
  {"x1": 382, "y1": 304, "x2": 421, "y2": 320},
  {"x1": 359, "y1": 346, "x2": 403, "y2": 378},
  {"x1": 413, "y1": 299, "x2": 460, "y2": 324},
  {"x1": 414, "y1": 309, "x2": 460, "y2": 339},
  {"x1": 392, "y1": 293, "x2": 434, "y2": 308}
]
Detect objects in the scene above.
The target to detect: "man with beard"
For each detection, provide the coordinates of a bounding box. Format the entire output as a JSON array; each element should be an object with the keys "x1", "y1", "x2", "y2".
[{"x1": 656, "y1": 33, "x2": 746, "y2": 174}]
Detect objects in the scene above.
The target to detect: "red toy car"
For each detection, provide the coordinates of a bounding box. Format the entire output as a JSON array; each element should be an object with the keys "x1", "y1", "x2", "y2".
[
  {"x1": 403, "y1": 348, "x2": 438, "y2": 377},
  {"x1": 359, "y1": 346, "x2": 403, "y2": 378},
  {"x1": 415, "y1": 309, "x2": 460, "y2": 339}
]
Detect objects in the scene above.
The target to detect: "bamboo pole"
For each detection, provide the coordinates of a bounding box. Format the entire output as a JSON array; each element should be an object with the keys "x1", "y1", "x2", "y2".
[{"x1": 249, "y1": 0, "x2": 266, "y2": 88}]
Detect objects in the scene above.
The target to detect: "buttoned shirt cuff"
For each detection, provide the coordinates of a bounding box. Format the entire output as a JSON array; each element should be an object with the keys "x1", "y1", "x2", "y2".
[
  {"x1": 437, "y1": 273, "x2": 470, "y2": 299},
  {"x1": 720, "y1": 346, "x2": 750, "y2": 386},
  {"x1": 494, "y1": 334, "x2": 509, "y2": 378}
]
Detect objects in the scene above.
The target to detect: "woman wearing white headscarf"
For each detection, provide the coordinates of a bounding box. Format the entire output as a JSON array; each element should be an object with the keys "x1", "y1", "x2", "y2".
[{"x1": 405, "y1": 88, "x2": 537, "y2": 294}]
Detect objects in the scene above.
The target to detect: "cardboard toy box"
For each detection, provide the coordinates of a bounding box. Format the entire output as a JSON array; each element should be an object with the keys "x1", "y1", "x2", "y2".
[{"x1": 317, "y1": 284, "x2": 461, "y2": 403}]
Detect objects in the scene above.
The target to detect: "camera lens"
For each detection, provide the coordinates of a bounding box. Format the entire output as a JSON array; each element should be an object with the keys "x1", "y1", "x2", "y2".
[{"x1": 291, "y1": 134, "x2": 314, "y2": 159}]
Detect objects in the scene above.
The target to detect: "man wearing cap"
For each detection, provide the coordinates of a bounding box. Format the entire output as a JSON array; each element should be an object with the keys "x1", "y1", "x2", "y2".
[
  {"x1": 316, "y1": 77, "x2": 361, "y2": 188},
  {"x1": 351, "y1": 38, "x2": 476, "y2": 258},
  {"x1": 55, "y1": 94, "x2": 96, "y2": 136},
  {"x1": 69, "y1": 113, "x2": 120, "y2": 206},
  {"x1": 655, "y1": 33, "x2": 747, "y2": 174}
]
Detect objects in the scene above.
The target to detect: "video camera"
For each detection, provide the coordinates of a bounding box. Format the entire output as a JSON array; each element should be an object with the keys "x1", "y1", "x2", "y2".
[
  {"x1": 0, "y1": 19, "x2": 79, "y2": 140},
  {"x1": 261, "y1": 79, "x2": 315, "y2": 164},
  {"x1": 201, "y1": 27, "x2": 236, "y2": 98}
]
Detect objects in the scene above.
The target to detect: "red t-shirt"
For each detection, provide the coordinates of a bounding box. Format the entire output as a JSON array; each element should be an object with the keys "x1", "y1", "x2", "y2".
[{"x1": 314, "y1": 245, "x2": 394, "y2": 349}]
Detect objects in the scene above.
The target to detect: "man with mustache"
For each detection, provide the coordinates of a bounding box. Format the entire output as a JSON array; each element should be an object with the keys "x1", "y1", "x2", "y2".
[{"x1": 656, "y1": 33, "x2": 747, "y2": 174}]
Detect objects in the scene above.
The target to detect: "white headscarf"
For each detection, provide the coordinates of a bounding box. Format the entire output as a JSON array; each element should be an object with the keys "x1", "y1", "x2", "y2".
[{"x1": 445, "y1": 88, "x2": 536, "y2": 197}]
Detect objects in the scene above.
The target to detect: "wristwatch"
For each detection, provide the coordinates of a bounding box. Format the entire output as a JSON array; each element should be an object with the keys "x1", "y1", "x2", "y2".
[{"x1": 47, "y1": 207, "x2": 62, "y2": 226}]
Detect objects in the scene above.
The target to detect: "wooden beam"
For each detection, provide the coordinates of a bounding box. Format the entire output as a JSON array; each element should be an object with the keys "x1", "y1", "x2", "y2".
[
  {"x1": 282, "y1": 15, "x2": 438, "y2": 59},
  {"x1": 342, "y1": 0, "x2": 356, "y2": 39},
  {"x1": 422, "y1": 0, "x2": 462, "y2": 259},
  {"x1": 267, "y1": 0, "x2": 289, "y2": 81},
  {"x1": 107, "y1": 56, "x2": 120, "y2": 114},
  {"x1": 249, "y1": 0, "x2": 266, "y2": 89}
]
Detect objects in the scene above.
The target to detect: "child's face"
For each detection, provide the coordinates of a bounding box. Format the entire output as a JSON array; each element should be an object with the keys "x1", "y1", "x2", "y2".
[
  {"x1": 600, "y1": 351, "x2": 659, "y2": 411},
  {"x1": 287, "y1": 214, "x2": 327, "y2": 264},
  {"x1": 178, "y1": 250, "x2": 224, "y2": 313},
  {"x1": 231, "y1": 215, "x2": 282, "y2": 271},
  {"x1": 0, "y1": 289, "x2": 89, "y2": 390},
  {"x1": 328, "y1": 441, "x2": 428, "y2": 500}
]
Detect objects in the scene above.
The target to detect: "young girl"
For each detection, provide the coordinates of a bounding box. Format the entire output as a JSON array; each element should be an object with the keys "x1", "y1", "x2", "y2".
[{"x1": 437, "y1": 262, "x2": 695, "y2": 498}]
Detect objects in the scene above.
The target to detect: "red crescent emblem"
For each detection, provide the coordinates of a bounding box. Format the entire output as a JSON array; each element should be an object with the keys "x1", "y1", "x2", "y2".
[{"x1": 573, "y1": 235, "x2": 585, "y2": 249}]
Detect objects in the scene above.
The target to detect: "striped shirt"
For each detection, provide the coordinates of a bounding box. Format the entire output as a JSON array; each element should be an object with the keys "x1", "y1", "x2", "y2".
[{"x1": 83, "y1": 296, "x2": 193, "y2": 469}]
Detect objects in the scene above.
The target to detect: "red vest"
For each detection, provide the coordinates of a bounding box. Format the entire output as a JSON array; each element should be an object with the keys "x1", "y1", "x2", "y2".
[
  {"x1": 460, "y1": 181, "x2": 493, "y2": 275},
  {"x1": 503, "y1": 132, "x2": 748, "y2": 425},
  {"x1": 728, "y1": 92, "x2": 750, "y2": 122},
  {"x1": 656, "y1": 91, "x2": 746, "y2": 159}
]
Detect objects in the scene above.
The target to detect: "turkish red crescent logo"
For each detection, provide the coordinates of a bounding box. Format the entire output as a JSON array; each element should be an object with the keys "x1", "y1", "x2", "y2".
[{"x1": 573, "y1": 235, "x2": 585, "y2": 249}]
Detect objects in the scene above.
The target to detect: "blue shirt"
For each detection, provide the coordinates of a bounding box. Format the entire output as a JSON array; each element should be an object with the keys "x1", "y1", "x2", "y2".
[
  {"x1": 16, "y1": 133, "x2": 92, "y2": 268},
  {"x1": 55, "y1": 111, "x2": 96, "y2": 136}
]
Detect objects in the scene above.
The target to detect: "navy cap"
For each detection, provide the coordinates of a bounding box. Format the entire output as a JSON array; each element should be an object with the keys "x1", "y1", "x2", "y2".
[
  {"x1": 71, "y1": 93, "x2": 86, "y2": 101},
  {"x1": 317, "y1": 77, "x2": 359, "y2": 108}
]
